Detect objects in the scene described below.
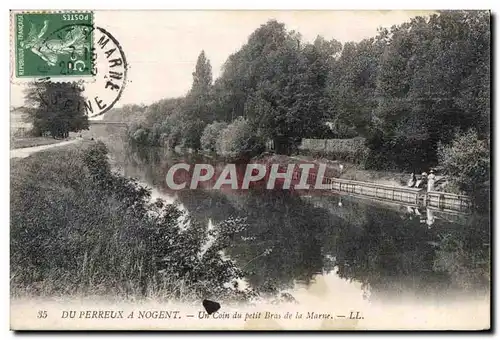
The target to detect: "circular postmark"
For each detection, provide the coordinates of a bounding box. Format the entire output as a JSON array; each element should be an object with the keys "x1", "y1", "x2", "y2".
[{"x1": 36, "y1": 23, "x2": 128, "y2": 118}]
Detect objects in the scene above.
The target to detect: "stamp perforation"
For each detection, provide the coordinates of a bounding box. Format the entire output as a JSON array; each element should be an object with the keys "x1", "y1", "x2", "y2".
[{"x1": 10, "y1": 10, "x2": 97, "y2": 84}]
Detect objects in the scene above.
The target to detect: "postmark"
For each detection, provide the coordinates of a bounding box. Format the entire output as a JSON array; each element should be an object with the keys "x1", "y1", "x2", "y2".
[
  {"x1": 14, "y1": 11, "x2": 94, "y2": 78},
  {"x1": 31, "y1": 23, "x2": 128, "y2": 118}
]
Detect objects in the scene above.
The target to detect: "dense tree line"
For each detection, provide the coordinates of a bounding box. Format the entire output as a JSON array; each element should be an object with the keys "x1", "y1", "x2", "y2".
[{"x1": 126, "y1": 10, "x2": 489, "y2": 196}]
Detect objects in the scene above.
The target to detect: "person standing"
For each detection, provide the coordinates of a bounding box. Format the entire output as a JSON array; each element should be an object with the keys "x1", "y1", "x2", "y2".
[
  {"x1": 407, "y1": 173, "x2": 417, "y2": 187},
  {"x1": 427, "y1": 170, "x2": 436, "y2": 192},
  {"x1": 416, "y1": 172, "x2": 427, "y2": 188}
]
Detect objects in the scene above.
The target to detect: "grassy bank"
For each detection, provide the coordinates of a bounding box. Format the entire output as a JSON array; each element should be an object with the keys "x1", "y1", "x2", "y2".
[
  {"x1": 257, "y1": 153, "x2": 408, "y2": 187},
  {"x1": 10, "y1": 141, "x2": 250, "y2": 302}
]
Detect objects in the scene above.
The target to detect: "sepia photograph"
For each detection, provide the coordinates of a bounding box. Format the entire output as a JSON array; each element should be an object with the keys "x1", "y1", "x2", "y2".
[{"x1": 9, "y1": 9, "x2": 491, "y2": 331}]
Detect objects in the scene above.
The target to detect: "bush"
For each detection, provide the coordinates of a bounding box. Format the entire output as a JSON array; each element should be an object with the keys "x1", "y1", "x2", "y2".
[
  {"x1": 215, "y1": 117, "x2": 264, "y2": 159},
  {"x1": 131, "y1": 127, "x2": 150, "y2": 145},
  {"x1": 201, "y1": 121, "x2": 228, "y2": 152},
  {"x1": 437, "y1": 130, "x2": 490, "y2": 210}
]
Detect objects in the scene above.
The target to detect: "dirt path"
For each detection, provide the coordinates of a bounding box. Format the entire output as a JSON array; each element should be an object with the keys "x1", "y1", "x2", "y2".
[{"x1": 10, "y1": 138, "x2": 81, "y2": 159}]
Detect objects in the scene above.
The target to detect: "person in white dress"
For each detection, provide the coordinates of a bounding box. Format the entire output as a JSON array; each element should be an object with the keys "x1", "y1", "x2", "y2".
[{"x1": 427, "y1": 170, "x2": 436, "y2": 192}]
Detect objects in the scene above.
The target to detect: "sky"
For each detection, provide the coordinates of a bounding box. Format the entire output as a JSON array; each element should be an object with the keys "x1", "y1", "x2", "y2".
[{"x1": 10, "y1": 10, "x2": 435, "y2": 109}]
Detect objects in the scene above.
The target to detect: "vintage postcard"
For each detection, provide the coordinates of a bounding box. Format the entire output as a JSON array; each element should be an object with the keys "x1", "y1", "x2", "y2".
[{"x1": 9, "y1": 10, "x2": 491, "y2": 331}]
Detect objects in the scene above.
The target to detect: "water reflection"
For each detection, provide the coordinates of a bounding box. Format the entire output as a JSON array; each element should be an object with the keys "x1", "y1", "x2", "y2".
[{"x1": 115, "y1": 147, "x2": 490, "y2": 302}]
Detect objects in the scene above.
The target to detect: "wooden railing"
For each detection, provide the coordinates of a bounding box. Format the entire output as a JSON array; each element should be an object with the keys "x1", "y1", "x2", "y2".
[
  {"x1": 426, "y1": 191, "x2": 472, "y2": 211},
  {"x1": 305, "y1": 172, "x2": 471, "y2": 212}
]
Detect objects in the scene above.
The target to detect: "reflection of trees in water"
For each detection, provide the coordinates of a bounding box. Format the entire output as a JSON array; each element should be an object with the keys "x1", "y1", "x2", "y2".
[
  {"x1": 333, "y1": 205, "x2": 446, "y2": 300},
  {"x1": 223, "y1": 191, "x2": 329, "y2": 294},
  {"x1": 120, "y1": 146, "x2": 171, "y2": 187},
  {"x1": 122, "y1": 148, "x2": 491, "y2": 300},
  {"x1": 431, "y1": 214, "x2": 490, "y2": 294},
  {"x1": 173, "y1": 189, "x2": 331, "y2": 295},
  {"x1": 331, "y1": 201, "x2": 490, "y2": 301}
]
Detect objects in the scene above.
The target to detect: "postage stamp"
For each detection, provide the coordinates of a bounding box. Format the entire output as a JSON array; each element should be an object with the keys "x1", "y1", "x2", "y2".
[
  {"x1": 14, "y1": 11, "x2": 94, "y2": 78},
  {"x1": 11, "y1": 10, "x2": 128, "y2": 117}
]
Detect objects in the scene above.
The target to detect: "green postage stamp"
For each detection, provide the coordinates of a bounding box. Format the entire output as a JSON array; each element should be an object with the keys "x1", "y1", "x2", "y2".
[{"x1": 14, "y1": 11, "x2": 94, "y2": 78}]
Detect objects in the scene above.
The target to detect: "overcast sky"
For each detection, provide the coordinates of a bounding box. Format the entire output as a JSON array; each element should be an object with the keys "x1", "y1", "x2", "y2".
[{"x1": 10, "y1": 10, "x2": 435, "y2": 108}]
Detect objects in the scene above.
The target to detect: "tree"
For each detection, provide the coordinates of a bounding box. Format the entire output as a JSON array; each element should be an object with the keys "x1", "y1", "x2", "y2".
[
  {"x1": 191, "y1": 50, "x2": 213, "y2": 96},
  {"x1": 437, "y1": 130, "x2": 490, "y2": 210},
  {"x1": 201, "y1": 121, "x2": 228, "y2": 152},
  {"x1": 24, "y1": 80, "x2": 89, "y2": 138},
  {"x1": 366, "y1": 11, "x2": 490, "y2": 171},
  {"x1": 175, "y1": 50, "x2": 215, "y2": 149},
  {"x1": 213, "y1": 20, "x2": 340, "y2": 154},
  {"x1": 326, "y1": 37, "x2": 383, "y2": 137},
  {"x1": 181, "y1": 118, "x2": 206, "y2": 150},
  {"x1": 215, "y1": 117, "x2": 264, "y2": 159}
]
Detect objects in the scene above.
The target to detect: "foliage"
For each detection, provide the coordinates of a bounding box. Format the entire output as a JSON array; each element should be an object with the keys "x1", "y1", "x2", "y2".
[
  {"x1": 213, "y1": 21, "x2": 339, "y2": 154},
  {"x1": 143, "y1": 98, "x2": 184, "y2": 126},
  {"x1": 10, "y1": 142, "x2": 249, "y2": 301},
  {"x1": 180, "y1": 118, "x2": 207, "y2": 150},
  {"x1": 125, "y1": 50, "x2": 214, "y2": 149},
  {"x1": 191, "y1": 50, "x2": 213, "y2": 96},
  {"x1": 366, "y1": 11, "x2": 490, "y2": 170},
  {"x1": 200, "y1": 121, "x2": 228, "y2": 152},
  {"x1": 437, "y1": 130, "x2": 490, "y2": 210},
  {"x1": 326, "y1": 37, "x2": 383, "y2": 137},
  {"x1": 24, "y1": 81, "x2": 89, "y2": 138},
  {"x1": 130, "y1": 126, "x2": 150, "y2": 145},
  {"x1": 215, "y1": 117, "x2": 265, "y2": 159}
]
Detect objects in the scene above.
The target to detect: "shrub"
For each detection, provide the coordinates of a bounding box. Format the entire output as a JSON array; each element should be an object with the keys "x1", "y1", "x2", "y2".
[
  {"x1": 131, "y1": 127, "x2": 150, "y2": 145},
  {"x1": 215, "y1": 117, "x2": 264, "y2": 159},
  {"x1": 437, "y1": 130, "x2": 490, "y2": 210},
  {"x1": 200, "y1": 121, "x2": 228, "y2": 152},
  {"x1": 161, "y1": 115, "x2": 182, "y2": 148}
]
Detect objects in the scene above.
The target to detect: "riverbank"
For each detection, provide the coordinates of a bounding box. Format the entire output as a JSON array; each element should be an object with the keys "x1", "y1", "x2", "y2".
[
  {"x1": 294, "y1": 154, "x2": 408, "y2": 187},
  {"x1": 252, "y1": 153, "x2": 408, "y2": 187},
  {"x1": 10, "y1": 141, "x2": 251, "y2": 302}
]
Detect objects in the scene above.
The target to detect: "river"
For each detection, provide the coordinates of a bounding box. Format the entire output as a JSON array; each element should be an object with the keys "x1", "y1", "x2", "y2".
[{"x1": 110, "y1": 146, "x2": 490, "y2": 321}]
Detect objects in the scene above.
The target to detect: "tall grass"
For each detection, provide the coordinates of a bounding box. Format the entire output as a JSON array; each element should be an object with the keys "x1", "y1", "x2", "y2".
[{"x1": 10, "y1": 142, "x2": 250, "y2": 302}]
